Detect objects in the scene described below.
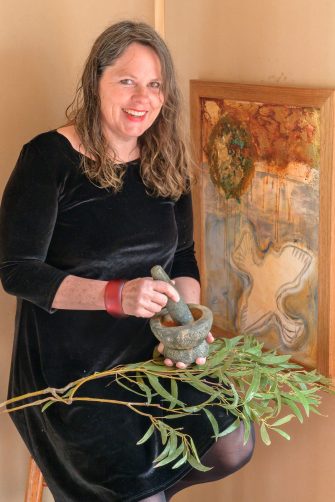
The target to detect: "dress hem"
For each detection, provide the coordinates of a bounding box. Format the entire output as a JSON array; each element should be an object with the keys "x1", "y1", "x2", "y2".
[{"x1": 121, "y1": 436, "x2": 216, "y2": 502}]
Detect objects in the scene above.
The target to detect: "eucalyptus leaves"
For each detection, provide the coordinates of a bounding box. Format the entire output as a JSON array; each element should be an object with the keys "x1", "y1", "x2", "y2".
[{"x1": 1, "y1": 336, "x2": 333, "y2": 471}]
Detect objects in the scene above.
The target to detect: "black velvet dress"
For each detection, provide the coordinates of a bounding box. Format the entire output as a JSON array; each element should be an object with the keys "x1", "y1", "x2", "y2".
[{"x1": 0, "y1": 131, "x2": 234, "y2": 501}]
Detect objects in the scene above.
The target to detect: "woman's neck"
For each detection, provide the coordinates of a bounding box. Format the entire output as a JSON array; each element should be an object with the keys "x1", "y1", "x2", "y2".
[
  {"x1": 108, "y1": 142, "x2": 140, "y2": 163},
  {"x1": 57, "y1": 124, "x2": 140, "y2": 162}
]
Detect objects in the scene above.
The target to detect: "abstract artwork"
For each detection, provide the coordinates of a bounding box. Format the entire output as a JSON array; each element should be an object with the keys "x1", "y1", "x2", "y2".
[{"x1": 190, "y1": 81, "x2": 335, "y2": 376}]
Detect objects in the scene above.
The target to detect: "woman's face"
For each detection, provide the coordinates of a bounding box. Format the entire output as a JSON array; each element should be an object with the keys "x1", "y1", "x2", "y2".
[{"x1": 99, "y1": 42, "x2": 164, "y2": 152}]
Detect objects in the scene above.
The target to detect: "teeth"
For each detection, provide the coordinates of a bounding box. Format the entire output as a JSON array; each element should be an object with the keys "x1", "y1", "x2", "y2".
[{"x1": 124, "y1": 109, "x2": 146, "y2": 117}]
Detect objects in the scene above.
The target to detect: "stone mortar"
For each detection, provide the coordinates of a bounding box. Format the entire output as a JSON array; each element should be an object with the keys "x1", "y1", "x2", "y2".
[{"x1": 150, "y1": 304, "x2": 213, "y2": 364}]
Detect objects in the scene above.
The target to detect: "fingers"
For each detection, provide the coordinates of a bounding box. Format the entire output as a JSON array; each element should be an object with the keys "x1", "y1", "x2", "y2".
[
  {"x1": 154, "y1": 280, "x2": 180, "y2": 302},
  {"x1": 163, "y1": 358, "x2": 207, "y2": 368},
  {"x1": 206, "y1": 332, "x2": 215, "y2": 344},
  {"x1": 158, "y1": 344, "x2": 184, "y2": 368},
  {"x1": 151, "y1": 291, "x2": 170, "y2": 307},
  {"x1": 164, "y1": 358, "x2": 174, "y2": 367},
  {"x1": 159, "y1": 334, "x2": 212, "y2": 368},
  {"x1": 121, "y1": 277, "x2": 180, "y2": 317},
  {"x1": 176, "y1": 361, "x2": 187, "y2": 369},
  {"x1": 174, "y1": 357, "x2": 207, "y2": 368}
]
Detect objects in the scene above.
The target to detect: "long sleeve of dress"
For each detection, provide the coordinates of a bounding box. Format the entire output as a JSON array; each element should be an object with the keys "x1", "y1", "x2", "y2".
[
  {"x1": 170, "y1": 192, "x2": 200, "y2": 282},
  {"x1": 0, "y1": 142, "x2": 68, "y2": 312}
]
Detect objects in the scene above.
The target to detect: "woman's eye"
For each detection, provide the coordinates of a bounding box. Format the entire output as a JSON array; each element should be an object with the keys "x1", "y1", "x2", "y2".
[
  {"x1": 120, "y1": 79, "x2": 134, "y2": 85},
  {"x1": 149, "y1": 81, "x2": 162, "y2": 89}
]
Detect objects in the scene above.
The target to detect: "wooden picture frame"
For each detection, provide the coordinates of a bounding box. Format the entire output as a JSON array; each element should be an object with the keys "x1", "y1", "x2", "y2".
[{"x1": 190, "y1": 80, "x2": 335, "y2": 377}]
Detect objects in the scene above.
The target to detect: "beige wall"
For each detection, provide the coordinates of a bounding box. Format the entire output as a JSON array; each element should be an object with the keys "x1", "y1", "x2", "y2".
[
  {"x1": 1, "y1": 1, "x2": 335, "y2": 501},
  {"x1": 165, "y1": 1, "x2": 335, "y2": 502}
]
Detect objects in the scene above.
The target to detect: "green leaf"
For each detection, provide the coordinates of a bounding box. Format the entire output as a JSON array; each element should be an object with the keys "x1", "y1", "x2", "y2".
[
  {"x1": 243, "y1": 416, "x2": 251, "y2": 445},
  {"x1": 203, "y1": 408, "x2": 219, "y2": 438},
  {"x1": 160, "y1": 423, "x2": 168, "y2": 445},
  {"x1": 163, "y1": 412, "x2": 198, "y2": 420},
  {"x1": 168, "y1": 431, "x2": 178, "y2": 456},
  {"x1": 253, "y1": 392, "x2": 275, "y2": 399},
  {"x1": 273, "y1": 386, "x2": 282, "y2": 415},
  {"x1": 154, "y1": 442, "x2": 185, "y2": 468},
  {"x1": 217, "y1": 418, "x2": 241, "y2": 438},
  {"x1": 261, "y1": 354, "x2": 292, "y2": 365},
  {"x1": 187, "y1": 376, "x2": 216, "y2": 396},
  {"x1": 189, "y1": 437, "x2": 200, "y2": 461},
  {"x1": 169, "y1": 378, "x2": 179, "y2": 409},
  {"x1": 115, "y1": 375, "x2": 147, "y2": 397},
  {"x1": 299, "y1": 386, "x2": 322, "y2": 395},
  {"x1": 245, "y1": 367, "x2": 261, "y2": 402},
  {"x1": 219, "y1": 353, "x2": 236, "y2": 373},
  {"x1": 207, "y1": 346, "x2": 231, "y2": 369},
  {"x1": 41, "y1": 400, "x2": 54, "y2": 412},
  {"x1": 271, "y1": 414, "x2": 295, "y2": 427},
  {"x1": 289, "y1": 386, "x2": 310, "y2": 417},
  {"x1": 248, "y1": 402, "x2": 272, "y2": 420},
  {"x1": 200, "y1": 388, "x2": 226, "y2": 407},
  {"x1": 183, "y1": 406, "x2": 203, "y2": 413},
  {"x1": 154, "y1": 440, "x2": 171, "y2": 464},
  {"x1": 137, "y1": 424, "x2": 155, "y2": 445},
  {"x1": 225, "y1": 335, "x2": 245, "y2": 349},
  {"x1": 172, "y1": 453, "x2": 188, "y2": 469},
  {"x1": 187, "y1": 454, "x2": 212, "y2": 472},
  {"x1": 272, "y1": 427, "x2": 291, "y2": 440},
  {"x1": 147, "y1": 374, "x2": 185, "y2": 407},
  {"x1": 260, "y1": 423, "x2": 271, "y2": 445},
  {"x1": 222, "y1": 381, "x2": 240, "y2": 410},
  {"x1": 136, "y1": 374, "x2": 153, "y2": 404},
  {"x1": 282, "y1": 398, "x2": 304, "y2": 423},
  {"x1": 245, "y1": 346, "x2": 263, "y2": 356},
  {"x1": 277, "y1": 363, "x2": 302, "y2": 370},
  {"x1": 242, "y1": 402, "x2": 252, "y2": 420},
  {"x1": 228, "y1": 369, "x2": 254, "y2": 378}
]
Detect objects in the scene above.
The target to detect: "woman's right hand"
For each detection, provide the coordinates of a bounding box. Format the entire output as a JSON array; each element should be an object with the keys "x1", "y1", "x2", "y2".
[{"x1": 121, "y1": 277, "x2": 179, "y2": 318}]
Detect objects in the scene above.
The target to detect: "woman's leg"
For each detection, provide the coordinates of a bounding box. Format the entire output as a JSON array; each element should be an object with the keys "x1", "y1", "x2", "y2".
[{"x1": 165, "y1": 423, "x2": 255, "y2": 500}]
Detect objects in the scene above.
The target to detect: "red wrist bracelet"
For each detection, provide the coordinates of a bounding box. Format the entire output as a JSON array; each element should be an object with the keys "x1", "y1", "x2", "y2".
[{"x1": 104, "y1": 280, "x2": 127, "y2": 317}]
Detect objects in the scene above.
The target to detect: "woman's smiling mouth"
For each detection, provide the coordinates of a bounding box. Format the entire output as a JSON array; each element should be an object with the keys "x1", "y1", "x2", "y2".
[{"x1": 123, "y1": 108, "x2": 147, "y2": 119}]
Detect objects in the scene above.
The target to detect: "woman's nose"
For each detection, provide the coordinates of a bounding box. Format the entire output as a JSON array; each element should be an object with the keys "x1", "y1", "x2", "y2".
[{"x1": 132, "y1": 84, "x2": 150, "y2": 101}]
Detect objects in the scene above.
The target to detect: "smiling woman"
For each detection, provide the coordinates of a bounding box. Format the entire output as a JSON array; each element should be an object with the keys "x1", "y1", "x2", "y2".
[
  {"x1": 0, "y1": 20, "x2": 254, "y2": 502},
  {"x1": 62, "y1": 21, "x2": 190, "y2": 199},
  {"x1": 58, "y1": 43, "x2": 165, "y2": 189},
  {"x1": 97, "y1": 43, "x2": 164, "y2": 158}
]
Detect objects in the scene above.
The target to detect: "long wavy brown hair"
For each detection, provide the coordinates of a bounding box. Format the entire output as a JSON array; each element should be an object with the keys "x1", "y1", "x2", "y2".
[{"x1": 66, "y1": 21, "x2": 191, "y2": 199}]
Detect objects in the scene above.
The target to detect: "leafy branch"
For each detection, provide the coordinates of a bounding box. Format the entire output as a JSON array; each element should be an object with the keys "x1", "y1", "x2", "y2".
[{"x1": 1, "y1": 336, "x2": 333, "y2": 471}]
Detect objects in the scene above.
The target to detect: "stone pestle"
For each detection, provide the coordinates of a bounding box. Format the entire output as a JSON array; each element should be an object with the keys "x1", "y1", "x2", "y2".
[{"x1": 150, "y1": 265, "x2": 194, "y2": 325}]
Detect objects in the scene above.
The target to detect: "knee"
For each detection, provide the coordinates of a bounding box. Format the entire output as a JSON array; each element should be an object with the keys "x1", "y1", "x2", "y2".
[
  {"x1": 212, "y1": 423, "x2": 255, "y2": 477},
  {"x1": 226, "y1": 423, "x2": 255, "y2": 474},
  {"x1": 237, "y1": 423, "x2": 255, "y2": 468}
]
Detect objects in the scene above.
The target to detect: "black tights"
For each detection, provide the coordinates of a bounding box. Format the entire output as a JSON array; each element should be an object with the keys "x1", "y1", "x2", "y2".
[{"x1": 138, "y1": 423, "x2": 255, "y2": 501}]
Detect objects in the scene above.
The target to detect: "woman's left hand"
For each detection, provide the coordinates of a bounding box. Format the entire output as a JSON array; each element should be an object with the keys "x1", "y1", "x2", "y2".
[{"x1": 157, "y1": 332, "x2": 215, "y2": 369}]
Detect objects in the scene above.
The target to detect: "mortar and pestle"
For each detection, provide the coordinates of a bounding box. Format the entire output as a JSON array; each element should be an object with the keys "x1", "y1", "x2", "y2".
[{"x1": 149, "y1": 265, "x2": 213, "y2": 365}]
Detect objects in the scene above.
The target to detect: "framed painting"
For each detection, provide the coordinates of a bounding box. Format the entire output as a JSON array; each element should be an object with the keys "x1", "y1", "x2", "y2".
[{"x1": 190, "y1": 81, "x2": 335, "y2": 377}]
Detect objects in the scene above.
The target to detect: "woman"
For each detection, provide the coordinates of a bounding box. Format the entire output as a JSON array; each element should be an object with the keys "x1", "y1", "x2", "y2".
[{"x1": 0, "y1": 21, "x2": 254, "y2": 501}]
